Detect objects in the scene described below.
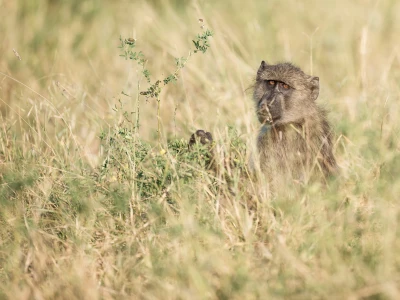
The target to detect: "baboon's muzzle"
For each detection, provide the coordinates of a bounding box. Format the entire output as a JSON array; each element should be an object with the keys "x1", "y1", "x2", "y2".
[{"x1": 257, "y1": 94, "x2": 283, "y2": 124}]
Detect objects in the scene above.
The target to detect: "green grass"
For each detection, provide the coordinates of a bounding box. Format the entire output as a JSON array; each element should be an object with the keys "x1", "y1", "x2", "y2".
[{"x1": 1, "y1": 0, "x2": 400, "y2": 299}]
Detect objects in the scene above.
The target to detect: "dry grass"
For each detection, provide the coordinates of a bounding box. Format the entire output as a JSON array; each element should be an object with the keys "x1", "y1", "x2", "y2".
[{"x1": 1, "y1": 0, "x2": 400, "y2": 299}]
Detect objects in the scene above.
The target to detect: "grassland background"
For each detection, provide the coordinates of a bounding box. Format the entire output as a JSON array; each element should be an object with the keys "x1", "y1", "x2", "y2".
[{"x1": 1, "y1": 0, "x2": 400, "y2": 299}]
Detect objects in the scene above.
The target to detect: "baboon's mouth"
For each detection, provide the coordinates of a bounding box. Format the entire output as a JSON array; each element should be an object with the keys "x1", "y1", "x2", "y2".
[
  {"x1": 258, "y1": 113, "x2": 279, "y2": 125},
  {"x1": 258, "y1": 106, "x2": 279, "y2": 125},
  {"x1": 266, "y1": 117, "x2": 280, "y2": 124},
  {"x1": 265, "y1": 116, "x2": 273, "y2": 124}
]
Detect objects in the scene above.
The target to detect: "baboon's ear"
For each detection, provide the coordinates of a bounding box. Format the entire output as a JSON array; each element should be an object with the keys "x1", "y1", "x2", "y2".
[
  {"x1": 310, "y1": 76, "x2": 319, "y2": 101},
  {"x1": 257, "y1": 61, "x2": 268, "y2": 77},
  {"x1": 259, "y1": 60, "x2": 268, "y2": 70}
]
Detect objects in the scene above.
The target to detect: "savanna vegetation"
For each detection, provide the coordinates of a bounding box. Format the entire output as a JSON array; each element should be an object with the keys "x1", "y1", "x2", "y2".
[{"x1": 1, "y1": 0, "x2": 400, "y2": 299}]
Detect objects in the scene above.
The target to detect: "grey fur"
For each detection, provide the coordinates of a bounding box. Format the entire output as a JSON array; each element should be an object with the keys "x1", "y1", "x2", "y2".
[
  {"x1": 254, "y1": 61, "x2": 337, "y2": 180},
  {"x1": 189, "y1": 61, "x2": 337, "y2": 182}
]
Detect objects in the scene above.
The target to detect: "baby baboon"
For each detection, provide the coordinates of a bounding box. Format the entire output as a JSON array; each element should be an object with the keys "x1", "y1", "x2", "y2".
[
  {"x1": 254, "y1": 61, "x2": 337, "y2": 180},
  {"x1": 190, "y1": 61, "x2": 337, "y2": 182}
]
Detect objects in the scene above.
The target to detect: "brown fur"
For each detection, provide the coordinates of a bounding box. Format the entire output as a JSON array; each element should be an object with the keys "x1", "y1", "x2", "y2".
[
  {"x1": 254, "y1": 61, "x2": 337, "y2": 181},
  {"x1": 190, "y1": 61, "x2": 337, "y2": 182}
]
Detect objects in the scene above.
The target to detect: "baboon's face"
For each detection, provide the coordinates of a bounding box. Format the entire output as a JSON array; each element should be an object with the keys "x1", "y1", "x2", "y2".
[{"x1": 253, "y1": 61, "x2": 320, "y2": 126}]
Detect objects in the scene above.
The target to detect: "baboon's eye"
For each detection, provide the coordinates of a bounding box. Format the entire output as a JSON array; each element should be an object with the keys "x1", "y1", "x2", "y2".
[
  {"x1": 279, "y1": 82, "x2": 290, "y2": 89},
  {"x1": 268, "y1": 80, "x2": 275, "y2": 85}
]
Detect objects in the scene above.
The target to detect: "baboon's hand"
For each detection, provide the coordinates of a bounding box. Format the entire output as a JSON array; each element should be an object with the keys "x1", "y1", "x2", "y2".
[
  {"x1": 188, "y1": 129, "x2": 216, "y2": 172},
  {"x1": 188, "y1": 130, "x2": 213, "y2": 149}
]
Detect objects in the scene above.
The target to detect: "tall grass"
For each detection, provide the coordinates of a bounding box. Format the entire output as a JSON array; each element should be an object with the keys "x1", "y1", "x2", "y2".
[{"x1": 1, "y1": 0, "x2": 400, "y2": 299}]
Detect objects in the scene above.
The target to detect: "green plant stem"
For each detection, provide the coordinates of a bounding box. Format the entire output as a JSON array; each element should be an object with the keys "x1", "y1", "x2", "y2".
[{"x1": 157, "y1": 96, "x2": 161, "y2": 147}]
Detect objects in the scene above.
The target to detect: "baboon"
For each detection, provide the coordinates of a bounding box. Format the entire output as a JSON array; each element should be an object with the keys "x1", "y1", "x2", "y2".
[{"x1": 190, "y1": 61, "x2": 337, "y2": 182}]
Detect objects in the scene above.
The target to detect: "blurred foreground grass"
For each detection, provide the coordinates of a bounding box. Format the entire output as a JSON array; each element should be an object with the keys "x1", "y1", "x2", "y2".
[{"x1": 1, "y1": 0, "x2": 400, "y2": 299}]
